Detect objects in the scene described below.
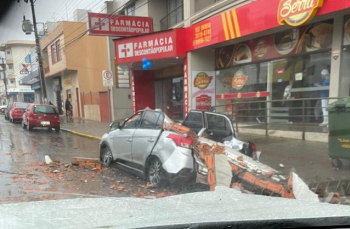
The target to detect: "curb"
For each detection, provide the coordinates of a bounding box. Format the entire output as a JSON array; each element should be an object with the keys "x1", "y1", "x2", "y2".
[{"x1": 61, "y1": 128, "x2": 102, "y2": 141}]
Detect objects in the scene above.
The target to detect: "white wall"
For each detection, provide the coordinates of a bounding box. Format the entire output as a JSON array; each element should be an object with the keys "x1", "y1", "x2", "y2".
[
  {"x1": 189, "y1": 47, "x2": 216, "y2": 110},
  {"x1": 135, "y1": 0, "x2": 149, "y2": 16},
  {"x1": 8, "y1": 45, "x2": 35, "y2": 90},
  {"x1": 194, "y1": 0, "x2": 216, "y2": 13}
]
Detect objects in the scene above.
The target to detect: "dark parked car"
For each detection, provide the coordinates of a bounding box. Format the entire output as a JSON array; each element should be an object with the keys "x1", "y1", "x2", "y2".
[
  {"x1": 0, "y1": 106, "x2": 7, "y2": 115},
  {"x1": 4, "y1": 103, "x2": 11, "y2": 120},
  {"x1": 182, "y1": 110, "x2": 258, "y2": 158},
  {"x1": 8, "y1": 102, "x2": 30, "y2": 123},
  {"x1": 22, "y1": 104, "x2": 60, "y2": 132}
]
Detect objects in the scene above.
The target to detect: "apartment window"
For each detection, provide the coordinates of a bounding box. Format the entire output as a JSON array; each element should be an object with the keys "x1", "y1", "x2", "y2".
[
  {"x1": 6, "y1": 50, "x2": 10, "y2": 55},
  {"x1": 51, "y1": 43, "x2": 57, "y2": 64},
  {"x1": 8, "y1": 64, "x2": 13, "y2": 70},
  {"x1": 9, "y1": 79, "x2": 15, "y2": 84},
  {"x1": 167, "y1": 0, "x2": 183, "y2": 27},
  {"x1": 127, "y1": 3, "x2": 135, "y2": 16},
  {"x1": 56, "y1": 40, "x2": 62, "y2": 61}
]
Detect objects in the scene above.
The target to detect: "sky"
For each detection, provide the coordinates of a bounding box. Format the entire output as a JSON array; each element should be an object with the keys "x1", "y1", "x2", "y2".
[{"x1": 0, "y1": 0, "x2": 107, "y2": 45}]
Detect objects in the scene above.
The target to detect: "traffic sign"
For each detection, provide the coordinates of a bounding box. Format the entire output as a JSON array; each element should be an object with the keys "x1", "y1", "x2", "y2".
[{"x1": 102, "y1": 70, "x2": 114, "y2": 87}]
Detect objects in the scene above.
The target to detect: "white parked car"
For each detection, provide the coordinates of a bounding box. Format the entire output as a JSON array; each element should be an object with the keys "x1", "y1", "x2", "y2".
[{"x1": 100, "y1": 109, "x2": 260, "y2": 187}]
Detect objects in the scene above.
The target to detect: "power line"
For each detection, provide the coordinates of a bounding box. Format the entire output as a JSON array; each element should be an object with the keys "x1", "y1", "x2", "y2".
[{"x1": 51, "y1": 0, "x2": 151, "y2": 57}]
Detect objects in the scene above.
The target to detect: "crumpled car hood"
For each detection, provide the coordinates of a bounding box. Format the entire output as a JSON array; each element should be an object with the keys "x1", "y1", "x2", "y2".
[{"x1": 1, "y1": 187, "x2": 350, "y2": 229}]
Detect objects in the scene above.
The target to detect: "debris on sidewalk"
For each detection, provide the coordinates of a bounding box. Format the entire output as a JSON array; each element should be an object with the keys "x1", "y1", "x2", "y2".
[
  {"x1": 45, "y1": 155, "x2": 52, "y2": 165},
  {"x1": 71, "y1": 157, "x2": 102, "y2": 169}
]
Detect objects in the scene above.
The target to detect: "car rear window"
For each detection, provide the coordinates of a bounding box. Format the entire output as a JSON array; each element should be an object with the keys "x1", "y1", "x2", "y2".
[
  {"x1": 15, "y1": 103, "x2": 29, "y2": 108},
  {"x1": 206, "y1": 113, "x2": 232, "y2": 131},
  {"x1": 33, "y1": 106, "x2": 57, "y2": 114}
]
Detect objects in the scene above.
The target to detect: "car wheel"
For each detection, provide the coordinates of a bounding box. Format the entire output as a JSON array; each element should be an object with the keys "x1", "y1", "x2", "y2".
[
  {"x1": 101, "y1": 145, "x2": 113, "y2": 167},
  {"x1": 147, "y1": 158, "x2": 165, "y2": 187},
  {"x1": 22, "y1": 121, "x2": 27, "y2": 129},
  {"x1": 55, "y1": 126, "x2": 60, "y2": 132}
]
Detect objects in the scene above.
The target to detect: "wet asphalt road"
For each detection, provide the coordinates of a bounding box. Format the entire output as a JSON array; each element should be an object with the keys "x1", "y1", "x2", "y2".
[
  {"x1": 2, "y1": 114, "x2": 350, "y2": 204},
  {"x1": 0, "y1": 116, "x2": 206, "y2": 204}
]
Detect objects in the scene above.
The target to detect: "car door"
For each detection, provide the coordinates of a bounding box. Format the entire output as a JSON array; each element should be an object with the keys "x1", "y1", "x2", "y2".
[
  {"x1": 204, "y1": 112, "x2": 234, "y2": 142},
  {"x1": 112, "y1": 111, "x2": 143, "y2": 162},
  {"x1": 182, "y1": 110, "x2": 204, "y2": 134},
  {"x1": 132, "y1": 111, "x2": 164, "y2": 168}
]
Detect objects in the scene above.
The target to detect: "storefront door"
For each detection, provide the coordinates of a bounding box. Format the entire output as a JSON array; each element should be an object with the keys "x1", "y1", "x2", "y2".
[{"x1": 155, "y1": 77, "x2": 184, "y2": 120}]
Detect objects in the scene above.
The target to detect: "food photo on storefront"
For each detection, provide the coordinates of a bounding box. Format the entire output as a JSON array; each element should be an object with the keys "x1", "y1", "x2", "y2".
[
  {"x1": 185, "y1": 0, "x2": 350, "y2": 129},
  {"x1": 113, "y1": 0, "x2": 350, "y2": 129}
]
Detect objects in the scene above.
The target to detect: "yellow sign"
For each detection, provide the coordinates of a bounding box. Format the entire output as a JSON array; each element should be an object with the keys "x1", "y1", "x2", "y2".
[
  {"x1": 63, "y1": 77, "x2": 72, "y2": 87},
  {"x1": 277, "y1": 0, "x2": 324, "y2": 27},
  {"x1": 193, "y1": 22, "x2": 212, "y2": 46}
]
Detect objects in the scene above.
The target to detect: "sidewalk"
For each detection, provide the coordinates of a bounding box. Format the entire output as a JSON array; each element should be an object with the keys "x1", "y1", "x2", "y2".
[{"x1": 60, "y1": 117, "x2": 110, "y2": 140}]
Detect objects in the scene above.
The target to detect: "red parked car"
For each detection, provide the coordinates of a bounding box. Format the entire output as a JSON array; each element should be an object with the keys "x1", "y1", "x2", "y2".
[
  {"x1": 22, "y1": 104, "x2": 60, "y2": 132},
  {"x1": 9, "y1": 102, "x2": 30, "y2": 123}
]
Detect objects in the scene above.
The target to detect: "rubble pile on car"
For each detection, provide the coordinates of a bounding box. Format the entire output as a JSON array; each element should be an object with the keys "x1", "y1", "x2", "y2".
[{"x1": 166, "y1": 123, "x2": 306, "y2": 199}]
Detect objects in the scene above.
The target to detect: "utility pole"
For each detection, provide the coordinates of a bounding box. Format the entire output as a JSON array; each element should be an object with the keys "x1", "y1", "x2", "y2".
[
  {"x1": 30, "y1": 0, "x2": 47, "y2": 103},
  {"x1": 0, "y1": 58, "x2": 8, "y2": 102},
  {"x1": 20, "y1": 0, "x2": 47, "y2": 103}
]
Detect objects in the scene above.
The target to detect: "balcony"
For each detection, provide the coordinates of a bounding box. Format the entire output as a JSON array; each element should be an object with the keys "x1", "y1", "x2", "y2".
[{"x1": 160, "y1": 4, "x2": 184, "y2": 30}]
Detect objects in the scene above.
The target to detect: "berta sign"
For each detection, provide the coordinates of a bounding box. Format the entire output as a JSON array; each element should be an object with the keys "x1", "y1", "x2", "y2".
[
  {"x1": 88, "y1": 13, "x2": 153, "y2": 36},
  {"x1": 277, "y1": 0, "x2": 324, "y2": 26},
  {"x1": 114, "y1": 29, "x2": 186, "y2": 64}
]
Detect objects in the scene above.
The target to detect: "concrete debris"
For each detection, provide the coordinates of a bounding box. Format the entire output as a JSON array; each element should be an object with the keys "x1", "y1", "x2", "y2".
[
  {"x1": 53, "y1": 170, "x2": 60, "y2": 173},
  {"x1": 165, "y1": 124, "x2": 312, "y2": 200},
  {"x1": 45, "y1": 155, "x2": 52, "y2": 165},
  {"x1": 71, "y1": 157, "x2": 102, "y2": 169}
]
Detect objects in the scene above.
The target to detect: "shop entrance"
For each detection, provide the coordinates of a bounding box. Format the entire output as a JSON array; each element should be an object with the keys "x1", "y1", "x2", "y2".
[{"x1": 155, "y1": 77, "x2": 184, "y2": 120}]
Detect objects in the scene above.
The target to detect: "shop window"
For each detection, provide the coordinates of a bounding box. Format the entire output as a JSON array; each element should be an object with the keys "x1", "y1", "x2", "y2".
[
  {"x1": 271, "y1": 52, "x2": 331, "y2": 102},
  {"x1": 340, "y1": 47, "x2": 350, "y2": 97},
  {"x1": 216, "y1": 62, "x2": 268, "y2": 95},
  {"x1": 340, "y1": 15, "x2": 350, "y2": 96}
]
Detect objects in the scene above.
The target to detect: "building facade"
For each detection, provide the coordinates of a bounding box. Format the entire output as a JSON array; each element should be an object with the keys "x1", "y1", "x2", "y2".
[
  {"x1": 0, "y1": 40, "x2": 36, "y2": 105},
  {"x1": 41, "y1": 21, "x2": 109, "y2": 121},
  {"x1": 110, "y1": 0, "x2": 350, "y2": 125}
]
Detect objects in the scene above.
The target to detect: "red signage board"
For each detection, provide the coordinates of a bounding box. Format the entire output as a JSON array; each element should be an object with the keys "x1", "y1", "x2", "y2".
[
  {"x1": 87, "y1": 13, "x2": 153, "y2": 36},
  {"x1": 114, "y1": 29, "x2": 186, "y2": 64},
  {"x1": 186, "y1": 0, "x2": 350, "y2": 51}
]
